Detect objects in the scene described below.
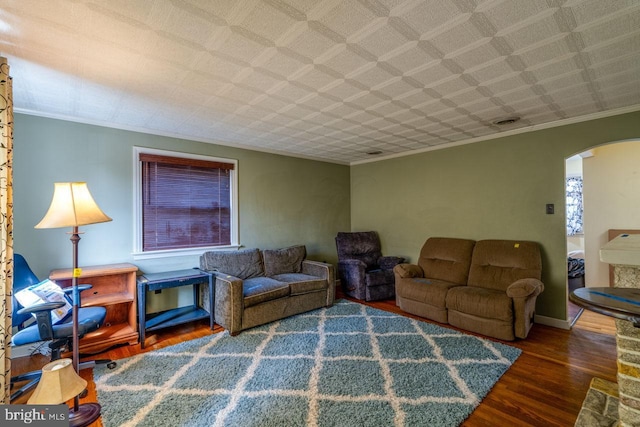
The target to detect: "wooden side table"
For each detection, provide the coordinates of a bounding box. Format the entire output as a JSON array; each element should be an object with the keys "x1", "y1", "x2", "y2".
[
  {"x1": 50, "y1": 263, "x2": 139, "y2": 353},
  {"x1": 137, "y1": 269, "x2": 214, "y2": 348}
]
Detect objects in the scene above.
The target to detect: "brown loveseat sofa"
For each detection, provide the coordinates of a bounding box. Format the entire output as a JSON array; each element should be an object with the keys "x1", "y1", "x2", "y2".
[
  {"x1": 394, "y1": 237, "x2": 544, "y2": 340},
  {"x1": 200, "y1": 245, "x2": 334, "y2": 335}
]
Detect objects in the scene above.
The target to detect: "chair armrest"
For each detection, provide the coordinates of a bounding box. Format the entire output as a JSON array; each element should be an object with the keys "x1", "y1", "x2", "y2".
[
  {"x1": 378, "y1": 256, "x2": 405, "y2": 270},
  {"x1": 507, "y1": 278, "x2": 544, "y2": 298},
  {"x1": 337, "y1": 259, "x2": 367, "y2": 276},
  {"x1": 337, "y1": 259, "x2": 367, "y2": 294},
  {"x1": 17, "y1": 301, "x2": 65, "y2": 315},
  {"x1": 62, "y1": 284, "x2": 93, "y2": 293},
  {"x1": 63, "y1": 284, "x2": 92, "y2": 305},
  {"x1": 339, "y1": 259, "x2": 366, "y2": 268},
  {"x1": 79, "y1": 284, "x2": 93, "y2": 293},
  {"x1": 17, "y1": 302, "x2": 65, "y2": 341},
  {"x1": 212, "y1": 272, "x2": 244, "y2": 335},
  {"x1": 393, "y1": 263, "x2": 424, "y2": 279}
]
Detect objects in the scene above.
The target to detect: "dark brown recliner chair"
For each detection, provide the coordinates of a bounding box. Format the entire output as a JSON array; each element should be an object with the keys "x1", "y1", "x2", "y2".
[{"x1": 335, "y1": 231, "x2": 404, "y2": 301}]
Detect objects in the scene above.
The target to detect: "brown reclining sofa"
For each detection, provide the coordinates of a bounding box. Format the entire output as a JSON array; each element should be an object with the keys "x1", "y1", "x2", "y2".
[{"x1": 394, "y1": 237, "x2": 544, "y2": 341}]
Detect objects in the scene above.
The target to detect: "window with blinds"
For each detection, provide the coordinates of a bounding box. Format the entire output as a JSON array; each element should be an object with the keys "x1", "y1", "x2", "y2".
[{"x1": 138, "y1": 152, "x2": 236, "y2": 252}]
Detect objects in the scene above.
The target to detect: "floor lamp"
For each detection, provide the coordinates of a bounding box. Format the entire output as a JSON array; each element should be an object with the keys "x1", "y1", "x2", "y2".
[{"x1": 35, "y1": 182, "x2": 112, "y2": 427}]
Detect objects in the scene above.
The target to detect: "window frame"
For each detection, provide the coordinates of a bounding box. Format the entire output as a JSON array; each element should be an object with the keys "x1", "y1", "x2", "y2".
[{"x1": 132, "y1": 147, "x2": 239, "y2": 260}]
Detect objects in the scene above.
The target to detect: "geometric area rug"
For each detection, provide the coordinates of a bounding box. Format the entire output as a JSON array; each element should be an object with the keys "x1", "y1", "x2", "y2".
[{"x1": 95, "y1": 300, "x2": 521, "y2": 427}]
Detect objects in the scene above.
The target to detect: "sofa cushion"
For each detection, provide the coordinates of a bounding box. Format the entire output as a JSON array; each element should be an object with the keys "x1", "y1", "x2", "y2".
[
  {"x1": 242, "y1": 277, "x2": 290, "y2": 308},
  {"x1": 467, "y1": 240, "x2": 542, "y2": 292},
  {"x1": 418, "y1": 237, "x2": 475, "y2": 286},
  {"x1": 397, "y1": 278, "x2": 462, "y2": 309},
  {"x1": 263, "y1": 245, "x2": 306, "y2": 277},
  {"x1": 271, "y1": 273, "x2": 326, "y2": 295},
  {"x1": 200, "y1": 248, "x2": 264, "y2": 280},
  {"x1": 445, "y1": 286, "x2": 513, "y2": 322}
]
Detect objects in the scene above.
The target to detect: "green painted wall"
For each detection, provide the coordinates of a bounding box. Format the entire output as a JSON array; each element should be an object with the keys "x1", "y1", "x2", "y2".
[
  {"x1": 13, "y1": 114, "x2": 351, "y2": 281},
  {"x1": 351, "y1": 111, "x2": 640, "y2": 321},
  {"x1": 14, "y1": 110, "x2": 640, "y2": 322}
]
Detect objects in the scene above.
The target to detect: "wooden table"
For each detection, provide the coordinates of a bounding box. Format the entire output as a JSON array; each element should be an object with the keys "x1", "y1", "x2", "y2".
[
  {"x1": 570, "y1": 287, "x2": 640, "y2": 326},
  {"x1": 50, "y1": 263, "x2": 139, "y2": 353},
  {"x1": 137, "y1": 268, "x2": 214, "y2": 348}
]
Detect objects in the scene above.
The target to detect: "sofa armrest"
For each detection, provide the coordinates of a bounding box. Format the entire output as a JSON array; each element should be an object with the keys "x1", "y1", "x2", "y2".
[
  {"x1": 212, "y1": 272, "x2": 244, "y2": 335},
  {"x1": 301, "y1": 259, "x2": 329, "y2": 278},
  {"x1": 393, "y1": 263, "x2": 424, "y2": 279},
  {"x1": 506, "y1": 278, "x2": 544, "y2": 298},
  {"x1": 302, "y1": 260, "x2": 335, "y2": 306},
  {"x1": 378, "y1": 256, "x2": 405, "y2": 270},
  {"x1": 507, "y1": 278, "x2": 544, "y2": 339}
]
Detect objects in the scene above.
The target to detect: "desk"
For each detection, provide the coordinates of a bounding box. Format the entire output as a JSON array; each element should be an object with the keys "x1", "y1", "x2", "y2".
[
  {"x1": 137, "y1": 269, "x2": 214, "y2": 348},
  {"x1": 570, "y1": 287, "x2": 640, "y2": 326}
]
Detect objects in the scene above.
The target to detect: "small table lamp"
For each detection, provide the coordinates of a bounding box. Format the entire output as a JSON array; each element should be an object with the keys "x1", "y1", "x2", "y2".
[
  {"x1": 35, "y1": 182, "x2": 112, "y2": 427},
  {"x1": 28, "y1": 358, "x2": 100, "y2": 425}
]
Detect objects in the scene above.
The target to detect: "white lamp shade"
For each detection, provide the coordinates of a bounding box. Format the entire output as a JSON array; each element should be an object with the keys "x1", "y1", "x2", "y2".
[
  {"x1": 35, "y1": 182, "x2": 112, "y2": 229},
  {"x1": 27, "y1": 358, "x2": 88, "y2": 404}
]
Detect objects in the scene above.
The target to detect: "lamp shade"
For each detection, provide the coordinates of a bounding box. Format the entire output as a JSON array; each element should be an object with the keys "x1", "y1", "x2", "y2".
[
  {"x1": 35, "y1": 182, "x2": 112, "y2": 229},
  {"x1": 28, "y1": 358, "x2": 88, "y2": 404}
]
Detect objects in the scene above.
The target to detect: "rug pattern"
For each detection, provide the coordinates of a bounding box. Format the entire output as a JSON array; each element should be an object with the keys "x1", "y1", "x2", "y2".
[{"x1": 95, "y1": 301, "x2": 521, "y2": 426}]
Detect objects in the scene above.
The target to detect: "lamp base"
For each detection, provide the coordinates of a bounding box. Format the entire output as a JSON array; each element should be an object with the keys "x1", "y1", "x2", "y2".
[{"x1": 69, "y1": 403, "x2": 101, "y2": 427}]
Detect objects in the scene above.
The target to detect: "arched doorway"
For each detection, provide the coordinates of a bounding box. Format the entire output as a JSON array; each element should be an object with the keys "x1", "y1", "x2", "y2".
[{"x1": 566, "y1": 140, "x2": 640, "y2": 325}]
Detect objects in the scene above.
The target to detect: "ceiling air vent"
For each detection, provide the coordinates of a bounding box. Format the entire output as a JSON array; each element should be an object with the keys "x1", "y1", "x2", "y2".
[{"x1": 492, "y1": 116, "x2": 521, "y2": 126}]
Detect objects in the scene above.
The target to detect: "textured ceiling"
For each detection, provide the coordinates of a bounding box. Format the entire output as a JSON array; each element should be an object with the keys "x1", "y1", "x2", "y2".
[{"x1": 1, "y1": 0, "x2": 639, "y2": 164}]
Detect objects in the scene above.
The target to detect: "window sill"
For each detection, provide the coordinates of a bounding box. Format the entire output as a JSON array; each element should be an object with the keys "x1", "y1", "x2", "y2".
[{"x1": 132, "y1": 244, "x2": 242, "y2": 261}]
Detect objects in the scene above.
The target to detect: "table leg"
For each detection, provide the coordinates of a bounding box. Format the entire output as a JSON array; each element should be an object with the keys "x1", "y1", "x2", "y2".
[
  {"x1": 137, "y1": 284, "x2": 146, "y2": 349},
  {"x1": 209, "y1": 274, "x2": 214, "y2": 330}
]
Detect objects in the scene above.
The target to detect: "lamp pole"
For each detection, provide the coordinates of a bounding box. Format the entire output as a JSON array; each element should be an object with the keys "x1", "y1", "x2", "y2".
[
  {"x1": 35, "y1": 182, "x2": 112, "y2": 427},
  {"x1": 69, "y1": 226, "x2": 81, "y2": 413}
]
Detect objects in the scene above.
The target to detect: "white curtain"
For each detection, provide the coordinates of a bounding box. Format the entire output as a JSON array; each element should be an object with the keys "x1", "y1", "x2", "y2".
[
  {"x1": 566, "y1": 177, "x2": 583, "y2": 236},
  {"x1": 0, "y1": 56, "x2": 14, "y2": 404}
]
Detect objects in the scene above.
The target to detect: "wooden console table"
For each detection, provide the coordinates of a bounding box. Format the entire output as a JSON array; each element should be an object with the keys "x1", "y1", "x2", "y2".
[
  {"x1": 137, "y1": 269, "x2": 214, "y2": 349},
  {"x1": 50, "y1": 263, "x2": 140, "y2": 353}
]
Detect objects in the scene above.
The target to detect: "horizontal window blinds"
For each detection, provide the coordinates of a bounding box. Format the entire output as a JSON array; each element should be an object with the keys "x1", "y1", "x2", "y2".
[
  {"x1": 139, "y1": 153, "x2": 234, "y2": 170},
  {"x1": 140, "y1": 154, "x2": 232, "y2": 251}
]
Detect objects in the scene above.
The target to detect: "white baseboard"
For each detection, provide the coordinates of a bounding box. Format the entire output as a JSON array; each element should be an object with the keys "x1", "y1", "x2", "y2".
[{"x1": 535, "y1": 314, "x2": 570, "y2": 330}]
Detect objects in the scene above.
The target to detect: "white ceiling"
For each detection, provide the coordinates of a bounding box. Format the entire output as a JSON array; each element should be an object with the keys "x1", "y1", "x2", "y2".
[{"x1": 2, "y1": 0, "x2": 639, "y2": 165}]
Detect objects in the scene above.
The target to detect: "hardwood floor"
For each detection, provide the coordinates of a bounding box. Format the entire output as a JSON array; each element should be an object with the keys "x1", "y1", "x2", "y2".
[{"x1": 10, "y1": 292, "x2": 617, "y2": 427}]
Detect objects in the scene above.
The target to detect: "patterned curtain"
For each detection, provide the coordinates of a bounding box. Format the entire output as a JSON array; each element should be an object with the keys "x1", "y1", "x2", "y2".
[
  {"x1": 0, "y1": 56, "x2": 14, "y2": 404},
  {"x1": 566, "y1": 176, "x2": 583, "y2": 236}
]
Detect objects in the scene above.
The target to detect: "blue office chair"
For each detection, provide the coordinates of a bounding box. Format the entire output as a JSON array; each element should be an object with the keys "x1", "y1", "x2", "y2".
[{"x1": 10, "y1": 254, "x2": 116, "y2": 402}]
